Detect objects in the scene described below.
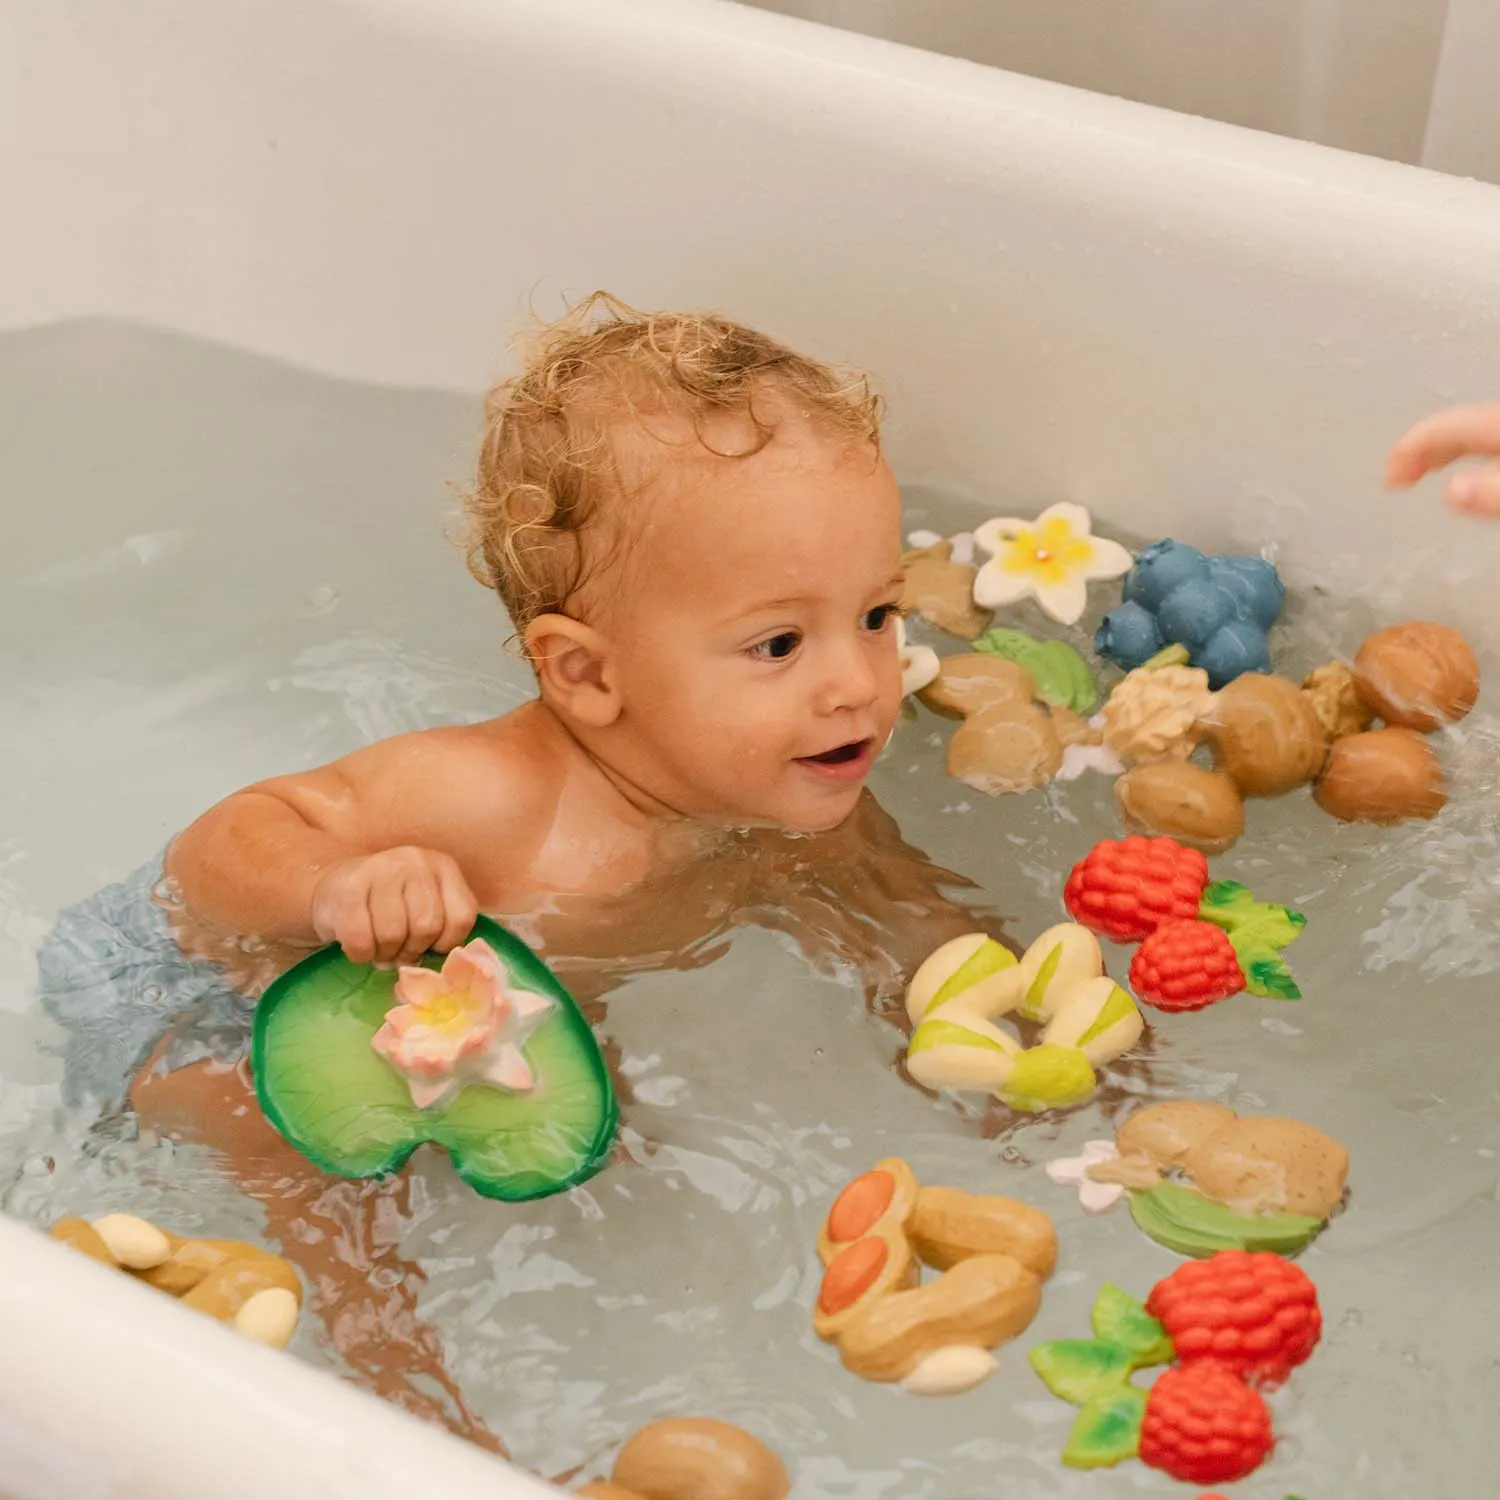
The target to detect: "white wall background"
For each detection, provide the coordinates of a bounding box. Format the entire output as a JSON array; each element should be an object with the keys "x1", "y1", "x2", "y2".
[{"x1": 740, "y1": 0, "x2": 1500, "y2": 186}]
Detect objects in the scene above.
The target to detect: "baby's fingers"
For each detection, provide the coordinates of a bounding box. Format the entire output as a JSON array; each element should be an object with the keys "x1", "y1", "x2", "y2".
[
  {"x1": 434, "y1": 861, "x2": 481, "y2": 954},
  {"x1": 393, "y1": 876, "x2": 448, "y2": 967},
  {"x1": 1386, "y1": 402, "x2": 1500, "y2": 488},
  {"x1": 1446, "y1": 462, "x2": 1500, "y2": 517}
]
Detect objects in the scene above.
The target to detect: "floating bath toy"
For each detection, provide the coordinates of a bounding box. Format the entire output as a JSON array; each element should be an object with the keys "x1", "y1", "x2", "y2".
[
  {"x1": 813, "y1": 1158, "x2": 1056, "y2": 1393},
  {"x1": 1096, "y1": 540, "x2": 1284, "y2": 688},
  {"x1": 1200, "y1": 672, "x2": 1329, "y2": 797},
  {"x1": 1099, "y1": 662, "x2": 1213, "y2": 764},
  {"x1": 1302, "y1": 660, "x2": 1373, "y2": 741},
  {"x1": 1314, "y1": 726, "x2": 1446, "y2": 823},
  {"x1": 972, "y1": 503, "x2": 1133, "y2": 626},
  {"x1": 253, "y1": 920, "x2": 617, "y2": 1201},
  {"x1": 1030, "y1": 1253, "x2": 1320, "y2": 1484},
  {"x1": 48, "y1": 1213, "x2": 303, "y2": 1348},
  {"x1": 903, "y1": 928, "x2": 1144, "y2": 1111},
  {"x1": 576, "y1": 1418, "x2": 790, "y2": 1500},
  {"x1": 899, "y1": 538, "x2": 992, "y2": 641},
  {"x1": 1114, "y1": 760, "x2": 1245, "y2": 852},
  {"x1": 1353, "y1": 620, "x2": 1479, "y2": 731},
  {"x1": 895, "y1": 616, "x2": 939, "y2": 697},
  {"x1": 1045, "y1": 1139, "x2": 1159, "y2": 1214},
  {"x1": 1064, "y1": 839, "x2": 1305, "y2": 1002},
  {"x1": 971, "y1": 627, "x2": 1097, "y2": 714}
]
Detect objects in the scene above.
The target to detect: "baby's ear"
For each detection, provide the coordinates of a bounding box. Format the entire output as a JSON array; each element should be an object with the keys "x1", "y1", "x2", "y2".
[{"x1": 524, "y1": 614, "x2": 621, "y2": 727}]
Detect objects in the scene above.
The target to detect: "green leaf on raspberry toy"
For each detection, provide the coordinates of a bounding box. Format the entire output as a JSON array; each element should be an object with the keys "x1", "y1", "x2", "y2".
[
  {"x1": 1198, "y1": 880, "x2": 1306, "y2": 951},
  {"x1": 1028, "y1": 1339, "x2": 1133, "y2": 1405},
  {"x1": 1061, "y1": 1386, "x2": 1147, "y2": 1469},
  {"x1": 1090, "y1": 1283, "x2": 1174, "y2": 1367},
  {"x1": 1241, "y1": 952, "x2": 1302, "y2": 1000}
]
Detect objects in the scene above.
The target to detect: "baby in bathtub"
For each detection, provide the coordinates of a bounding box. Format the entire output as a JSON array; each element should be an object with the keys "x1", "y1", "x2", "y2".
[
  {"x1": 37, "y1": 293, "x2": 998, "y2": 1455},
  {"x1": 166, "y1": 292, "x2": 910, "y2": 970}
]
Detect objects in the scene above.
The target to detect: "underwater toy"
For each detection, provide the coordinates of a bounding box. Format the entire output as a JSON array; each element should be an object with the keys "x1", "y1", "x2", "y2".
[
  {"x1": 1353, "y1": 620, "x2": 1479, "y2": 731},
  {"x1": 895, "y1": 616, "x2": 939, "y2": 697},
  {"x1": 1029, "y1": 1254, "x2": 1320, "y2": 1483},
  {"x1": 1096, "y1": 540, "x2": 1284, "y2": 688},
  {"x1": 576, "y1": 1418, "x2": 790, "y2": 1500},
  {"x1": 253, "y1": 918, "x2": 617, "y2": 1201},
  {"x1": 1114, "y1": 760, "x2": 1246, "y2": 852},
  {"x1": 48, "y1": 1213, "x2": 303, "y2": 1349},
  {"x1": 1314, "y1": 726, "x2": 1446, "y2": 823},
  {"x1": 971, "y1": 627, "x2": 1096, "y2": 714},
  {"x1": 1302, "y1": 660, "x2": 1374, "y2": 740},
  {"x1": 972, "y1": 503, "x2": 1133, "y2": 626},
  {"x1": 813, "y1": 1158, "x2": 1055, "y2": 1393},
  {"x1": 899, "y1": 539, "x2": 992, "y2": 641},
  {"x1": 1200, "y1": 672, "x2": 1329, "y2": 797},
  {"x1": 903, "y1": 928, "x2": 1144, "y2": 1112},
  {"x1": 1065, "y1": 839, "x2": 1305, "y2": 1001}
]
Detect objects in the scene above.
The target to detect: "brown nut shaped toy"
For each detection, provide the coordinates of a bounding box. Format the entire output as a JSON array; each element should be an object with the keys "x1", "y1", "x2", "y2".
[
  {"x1": 1353, "y1": 621, "x2": 1479, "y2": 732},
  {"x1": 1302, "y1": 661, "x2": 1373, "y2": 742},
  {"x1": 1114, "y1": 761, "x2": 1245, "y2": 853},
  {"x1": 906, "y1": 1187, "x2": 1057, "y2": 1279},
  {"x1": 1201, "y1": 673, "x2": 1328, "y2": 796},
  {"x1": 609, "y1": 1418, "x2": 791, "y2": 1500},
  {"x1": 948, "y1": 699, "x2": 1062, "y2": 795},
  {"x1": 900, "y1": 542, "x2": 993, "y2": 641},
  {"x1": 1314, "y1": 727, "x2": 1446, "y2": 824},
  {"x1": 918, "y1": 655, "x2": 1035, "y2": 720}
]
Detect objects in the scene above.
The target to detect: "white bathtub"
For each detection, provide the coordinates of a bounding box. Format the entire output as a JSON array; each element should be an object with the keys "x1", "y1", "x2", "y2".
[{"x1": 3, "y1": 0, "x2": 1500, "y2": 1493}]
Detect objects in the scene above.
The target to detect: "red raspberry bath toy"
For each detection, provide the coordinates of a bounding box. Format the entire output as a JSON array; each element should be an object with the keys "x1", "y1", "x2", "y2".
[
  {"x1": 1146, "y1": 1249, "x2": 1321, "y2": 1386},
  {"x1": 1139, "y1": 1362, "x2": 1274, "y2": 1485},
  {"x1": 1064, "y1": 837, "x2": 1209, "y2": 942},
  {"x1": 1129, "y1": 920, "x2": 1245, "y2": 1011}
]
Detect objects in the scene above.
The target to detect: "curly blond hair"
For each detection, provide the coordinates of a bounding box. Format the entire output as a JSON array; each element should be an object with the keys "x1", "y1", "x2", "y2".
[{"x1": 461, "y1": 292, "x2": 882, "y2": 640}]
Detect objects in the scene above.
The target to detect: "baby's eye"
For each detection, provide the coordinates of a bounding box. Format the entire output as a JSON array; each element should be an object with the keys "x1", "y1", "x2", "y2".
[
  {"x1": 862, "y1": 603, "x2": 900, "y2": 632},
  {"x1": 751, "y1": 630, "x2": 802, "y2": 662}
]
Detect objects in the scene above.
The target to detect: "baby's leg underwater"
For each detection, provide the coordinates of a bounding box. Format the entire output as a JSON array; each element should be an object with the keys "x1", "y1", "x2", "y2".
[{"x1": 129, "y1": 1043, "x2": 507, "y2": 1455}]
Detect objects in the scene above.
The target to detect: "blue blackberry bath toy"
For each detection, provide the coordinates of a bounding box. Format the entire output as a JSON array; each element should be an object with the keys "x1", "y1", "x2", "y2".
[{"x1": 1095, "y1": 540, "x2": 1283, "y2": 688}]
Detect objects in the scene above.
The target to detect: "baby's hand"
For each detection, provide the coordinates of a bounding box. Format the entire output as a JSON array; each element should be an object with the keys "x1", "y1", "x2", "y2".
[
  {"x1": 310, "y1": 847, "x2": 480, "y2": 967},
  {"x1": 1386, "y1": 402, "x2": 1500, "y2": 516}
]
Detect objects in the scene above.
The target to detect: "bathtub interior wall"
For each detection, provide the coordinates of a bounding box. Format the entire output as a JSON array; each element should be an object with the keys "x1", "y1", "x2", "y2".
[{"x1": 4, "y1": 0, "x2": 1500, "y2": 1491}]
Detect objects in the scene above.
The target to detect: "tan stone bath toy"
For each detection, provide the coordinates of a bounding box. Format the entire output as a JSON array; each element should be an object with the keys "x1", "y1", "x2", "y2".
[
  {"x1": 48, "y1": 1213, "x2": 303, "y2": 1347},
  {"x1": 1114, "y1": 761, "x2": 1246, "y2": 853},
  {"x1": 1046, "y1": 1101, "x2": 1349, "y2": 1258},
  {"x1": 1200, "y1": 672, "x2": 1328, "y2": 797},
  {"x1": 900, "y1": 539, "x2": 992, "y2": 640},
  {"x1": 903, "y1": 928, "x2": 1144, "y2": 1113},
  {"x1": 813, "y1": 1158, "x2": 1055, "y2": 1393},
  {"x1": 1314, "y1": 727, "x2": 1447, "y2": 823},
  {"x1": 1353, "y1": 620, "x2": 1479, "y2": 731},
  {"x1": 576, "y1": 1417, "x2": 790, "y2": 1500}
]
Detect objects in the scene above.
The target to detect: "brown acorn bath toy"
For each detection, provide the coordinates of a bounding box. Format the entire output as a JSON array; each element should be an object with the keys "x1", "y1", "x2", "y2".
[
  {"x1": 1200, "y1": 673, "x2": 1328, "y2": 797},
  {"x1": 813, "y1": 1158, "x2": 1055, "y2": 1394},
  {"x1": 1353, "y1": 621, "x2": 1479, "y2": 732},
  {"x1": 1314, "y1": 727, "x2": 1446, "y2": 824},
  {"x1": 578, "y1": 1418, "x2": 790, "y2": 1500},
  {"x1": 48, "y1": 1213, "x2": 303, "y2": 1348},
  {"x1": 1114, "y1": 761, "x2": 1245, "y2": 853}
]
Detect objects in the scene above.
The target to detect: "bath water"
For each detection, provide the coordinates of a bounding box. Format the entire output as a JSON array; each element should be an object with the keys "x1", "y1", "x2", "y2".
[{"x1": 2, "y1": 321, "x2": 1498, "y2": 1495}]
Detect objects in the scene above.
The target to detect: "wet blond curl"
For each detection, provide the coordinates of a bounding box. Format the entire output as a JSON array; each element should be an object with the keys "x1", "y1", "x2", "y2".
[{"x1": 461, "y1": 292, "x2": 882, "y2": 644}]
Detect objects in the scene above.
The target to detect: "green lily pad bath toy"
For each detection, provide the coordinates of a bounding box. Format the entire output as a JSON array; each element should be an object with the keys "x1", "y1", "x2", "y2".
[{"x1": 252, "y1": 917, "x2": 618, "y2": 1201}]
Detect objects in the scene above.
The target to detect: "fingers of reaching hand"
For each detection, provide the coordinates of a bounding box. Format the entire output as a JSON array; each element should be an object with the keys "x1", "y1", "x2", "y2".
[
  {"x1": 1445, "y1": 462, "x2": 1500, "y2": 517},
  {"x1": 434, "y1": 858, "x2": 481, "y2": 953},
  {"x1": 1386, "y1": 402, "x2": 1500, "y2": 487}
]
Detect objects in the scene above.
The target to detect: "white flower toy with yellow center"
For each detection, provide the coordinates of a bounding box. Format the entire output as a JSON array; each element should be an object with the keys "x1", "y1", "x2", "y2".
[
  {"x1": 972, "y1": 503, "x2": 1134, "y2": 626},
  {"x1": 372, "y1": 939, "x2": 553, "y2": 1110}
]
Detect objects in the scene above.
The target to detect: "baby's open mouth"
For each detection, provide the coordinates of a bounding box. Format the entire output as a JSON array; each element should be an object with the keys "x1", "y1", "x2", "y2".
[{"x1": 801, "y1": 740, "x2": 869, "y2": 766}]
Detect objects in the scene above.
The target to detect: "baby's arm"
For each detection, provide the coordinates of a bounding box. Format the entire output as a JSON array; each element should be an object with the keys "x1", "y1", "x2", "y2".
[
  {"x1": 1386, "y1": 402, "x2": 1500, "y2": 515},
  {"x1": 167, "y1": 729, "x2": 512, "y2": 966}
]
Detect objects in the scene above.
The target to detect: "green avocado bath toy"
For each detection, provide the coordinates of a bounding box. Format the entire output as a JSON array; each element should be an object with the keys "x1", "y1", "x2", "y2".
[{"x1": 252, "y1": 918, "x2": 617, "y2": 1201}]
